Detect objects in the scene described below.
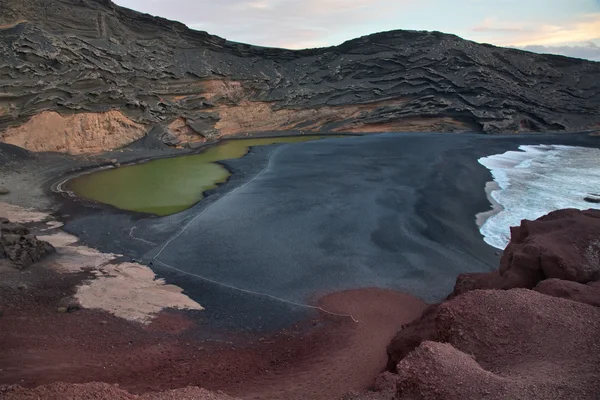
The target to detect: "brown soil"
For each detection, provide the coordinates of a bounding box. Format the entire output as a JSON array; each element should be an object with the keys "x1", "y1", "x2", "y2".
[
  {"x1": 334, "y1": 117, "x2": 471, "y2": 133},
  {"x1": 0, "y1": 110, "x2": 147, "y2": 154},
  {"x1": 165, "y1": 117, "x2": 206, "y2": 145},
  {"x1": 0, "y1": 260, "x2": 426, "y2": 400},
  {"x1": 213, "y1": 100, "x2": 411, "y2": 136}
]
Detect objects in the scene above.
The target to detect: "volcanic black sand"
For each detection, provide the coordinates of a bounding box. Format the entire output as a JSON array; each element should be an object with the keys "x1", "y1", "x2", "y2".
[{"x1": 55, "y1": 132, "x2": 600, "y2": 333}]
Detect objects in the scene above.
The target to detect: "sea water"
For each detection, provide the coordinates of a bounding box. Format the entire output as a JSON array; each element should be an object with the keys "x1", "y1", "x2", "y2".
[{"x1": 477, "y1": 145, "x2": 600, "y2": 250}]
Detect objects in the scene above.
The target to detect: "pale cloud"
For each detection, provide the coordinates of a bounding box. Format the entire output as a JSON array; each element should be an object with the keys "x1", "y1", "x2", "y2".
[
  {"x1": 470, "y1": 14, "x2": 600, "y2": 47},
  {"x1": 115, "y1": 0, "x2": 421, "y2": 49},
  {"x1": 521, "y1": 42, "x2": 600, "y2": 61}
]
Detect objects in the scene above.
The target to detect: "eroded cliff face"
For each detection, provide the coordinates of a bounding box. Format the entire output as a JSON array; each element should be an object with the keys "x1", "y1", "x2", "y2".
[
  {"x1": 1, "y1": 0, "x2": 600, "y2": 154},
  {"x1": 0, "y1": 111, "x2": 146, "y2": 154}
]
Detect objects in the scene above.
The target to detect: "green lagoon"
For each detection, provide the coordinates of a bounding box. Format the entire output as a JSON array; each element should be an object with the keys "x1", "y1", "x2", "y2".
[{"x1": 68, "y1": 136, "x2": 337, "y2": 216}]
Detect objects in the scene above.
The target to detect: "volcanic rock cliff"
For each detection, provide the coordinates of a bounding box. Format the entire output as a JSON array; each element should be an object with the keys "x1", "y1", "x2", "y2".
[{"x1": 1, "y1": 0, "x2": 600, "y2": 154}]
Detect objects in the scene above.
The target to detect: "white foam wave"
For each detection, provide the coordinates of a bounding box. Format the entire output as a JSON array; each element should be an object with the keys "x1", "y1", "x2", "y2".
[{"x1": 477, "y1": 144, "x2": 600, "y2": 249}]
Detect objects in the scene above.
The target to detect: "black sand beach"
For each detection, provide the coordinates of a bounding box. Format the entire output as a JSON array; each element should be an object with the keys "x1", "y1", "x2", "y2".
[{"x1": 52, "y1": 132, "x2": 600, "y2": 333}]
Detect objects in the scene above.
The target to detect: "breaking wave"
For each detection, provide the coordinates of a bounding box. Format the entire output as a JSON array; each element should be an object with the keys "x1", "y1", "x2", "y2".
[{"x1": 477, "y1": 145, "x2": 600, "y2": 249}]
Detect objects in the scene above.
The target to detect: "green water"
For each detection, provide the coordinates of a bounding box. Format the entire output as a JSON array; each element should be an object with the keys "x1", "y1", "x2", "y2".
[{"x1": 68, "y1": 136, "x2": 338, "y2": 216}]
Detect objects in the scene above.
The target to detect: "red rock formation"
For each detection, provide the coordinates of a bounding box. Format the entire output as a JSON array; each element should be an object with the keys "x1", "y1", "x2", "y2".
[
  {"x1": 453, "y1": 208, "x2": 600, "y2": 295},
  {"x1": 385, "y1": 209, "x2": 600, "y2": 400},
  {"x1": 535, "y1": 279, "x2": 600, "y2": 307}
]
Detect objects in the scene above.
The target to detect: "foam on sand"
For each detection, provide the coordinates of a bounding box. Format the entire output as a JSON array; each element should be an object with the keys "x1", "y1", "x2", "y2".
[{"x1": 477, "y1": 145, "x2": 600, "y2": 249}]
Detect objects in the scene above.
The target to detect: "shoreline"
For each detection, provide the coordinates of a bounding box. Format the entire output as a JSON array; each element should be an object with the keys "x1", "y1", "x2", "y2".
[
  {"x1": 475, "y1": 180, "x2": 503, "y2": 228},
  {"x1": 2, "y1": 131, "x2": 600, "y2": 399},
  {"x1": 0, "y1": 210, "x2": 427, "y2": 399},
  {"x1": 52, "y1": 133, "x2": 359, "y2": 216}
]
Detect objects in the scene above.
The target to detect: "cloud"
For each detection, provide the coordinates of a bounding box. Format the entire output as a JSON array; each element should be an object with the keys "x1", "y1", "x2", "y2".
[
  {"x1": 115, "y1": 0, "x2": 410, "y2": 49},
  {"x1": 472, "y1": 17, "x2": 528, "y2": 33},
  {"x1": 520, "y1": 42, "x2": 600, "y2": 61},
  {"x1": 470, "y1": 14, "x2": 600, "y2": 48}
]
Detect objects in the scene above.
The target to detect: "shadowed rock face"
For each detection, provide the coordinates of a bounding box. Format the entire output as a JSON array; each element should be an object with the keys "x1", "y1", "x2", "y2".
[{"x1": 1, "y1": 0, "x2": 600, "y2": 153}]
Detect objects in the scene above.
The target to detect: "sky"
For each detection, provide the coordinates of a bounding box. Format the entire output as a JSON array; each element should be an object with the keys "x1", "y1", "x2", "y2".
[{"x1": 113, "y1": 0, "x2": 600, "y2": 60}]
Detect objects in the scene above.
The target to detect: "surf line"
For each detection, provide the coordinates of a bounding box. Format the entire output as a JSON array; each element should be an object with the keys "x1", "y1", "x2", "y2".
[{"x1": 149, "y1": 145, "x2": 359, "y2": 323}]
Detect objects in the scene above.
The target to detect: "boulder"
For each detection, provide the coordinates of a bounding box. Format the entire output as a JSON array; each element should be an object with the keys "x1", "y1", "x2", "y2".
[
  {"x1": 452, "y1": 209, "x2": 600, "y2": 295},
  {"x1": 0, "y1": 219, "x2": 55, "y2": 269},
  {"x1": 535, "y1": 279, "x2": 600, "y2": 307}
]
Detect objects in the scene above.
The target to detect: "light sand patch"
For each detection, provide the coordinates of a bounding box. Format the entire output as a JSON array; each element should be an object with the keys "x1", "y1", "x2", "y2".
[
  {"x1": 38, "y1": 231, "x2": 117, "y2": 273},
  {"x1": 0, "y1": 110, "x2": 147, "y2": 154},
  {"x1": 41, "y1": 220, "x2": 64, "y2": 231},
  {"x1": 1, "y1": 202, "x2": 203, "y2": 322},
  {"x1": 0, "y1": 201, "x2": 50, "y2": 223},
  {"x1": 77, "y1": 262, "x2": 203, "y2": 324}
]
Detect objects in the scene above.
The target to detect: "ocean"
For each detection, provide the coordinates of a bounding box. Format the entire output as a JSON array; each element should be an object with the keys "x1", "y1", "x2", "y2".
[{"x1": 478, "y1": 144, "x2": 600, "y2": 249}]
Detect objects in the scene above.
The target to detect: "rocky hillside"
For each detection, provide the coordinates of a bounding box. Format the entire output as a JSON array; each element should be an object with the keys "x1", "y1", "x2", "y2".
[{"x1": 1, "y1": 0, "x2": 600, "y2": 153}]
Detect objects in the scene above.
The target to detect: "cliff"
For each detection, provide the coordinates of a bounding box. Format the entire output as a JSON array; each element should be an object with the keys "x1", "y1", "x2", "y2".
[{"x1": 1, "y1": 0, "x2": 600, "y2": 153}]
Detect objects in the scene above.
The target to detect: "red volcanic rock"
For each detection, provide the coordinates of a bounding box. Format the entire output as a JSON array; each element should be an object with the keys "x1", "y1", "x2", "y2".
[
  {"x1": 452, "y1": 270, "x2": 503, "y2": 296},
  {"x1": 0, "y1": 383, "x2": 237, "y2": 400},
  {"x1": 385, "y1": 209, "x2": 600, "y2": 399},
  {"x1": 500, "y1": 209, "x2": 600, "y2": 285},
  {"x1": 397, "y1": 341, "x2": 524, "y2": 400},
  {"x1": 386, "y1": 304, "x2": 440, "y2": 371},
  {"x1": 535, "y1": 279, "x2": 600, "y2": 307},
  {"x1": 393, "y1": 289, "x2": 600, "y2": 400},
  {"x1": 453, "y1": 209, "x2": 600, "y2": 296}
]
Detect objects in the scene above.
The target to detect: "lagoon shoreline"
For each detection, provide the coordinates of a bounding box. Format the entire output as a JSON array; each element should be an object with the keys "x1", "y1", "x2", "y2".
[{"x1": 1, "y1": 131, "x2": 600, "y2": 399}]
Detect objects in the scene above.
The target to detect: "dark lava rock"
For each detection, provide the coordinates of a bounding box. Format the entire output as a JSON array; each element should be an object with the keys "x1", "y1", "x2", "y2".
[
  {"x1": 584, "y1": 196, "x2": 600, "y2": 204},
  {"x1": 0, "y1": 0, "x2": 599, "y2": 141},
  {"x1": 0, "y1": 219, "x2": 55, "y2": 269}
]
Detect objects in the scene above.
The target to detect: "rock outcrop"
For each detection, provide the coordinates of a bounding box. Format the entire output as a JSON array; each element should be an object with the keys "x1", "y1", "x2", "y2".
[
  {"x1": 385, "y1": 209, "x2": 600, "y2": 400},
  {"x1": 1, "y1": 110, "x2": 147, "y2": 154},
  {"x1": 453, "y1": 208, "x2": 600, "y2": 295},
  {"x1": 1, "y1": 0, "x2": 600, "y2": 153},
  {"x1": 0, "y1": 218, "x2": 55, "y2": 268}
]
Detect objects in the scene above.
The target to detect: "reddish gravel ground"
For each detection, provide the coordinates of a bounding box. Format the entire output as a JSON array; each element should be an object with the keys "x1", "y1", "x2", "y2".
[
  {"x1": 0, "y1": 262, "x2": 426, "y2": 400},
  {"x1": 385, "y1": 209, "x2": 600, "y2": 400},
  {"x1": 395, "y1": 289, "x2": 600, "y2": 399}
]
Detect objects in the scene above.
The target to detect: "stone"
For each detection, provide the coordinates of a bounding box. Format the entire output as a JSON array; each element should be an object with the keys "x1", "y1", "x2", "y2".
[
  {"x1": 451, "y1": 209, "x2": 600, "y2": 295},
  {"x1": 0, "y1": 219, "x2": 55, "y2": 269}
]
